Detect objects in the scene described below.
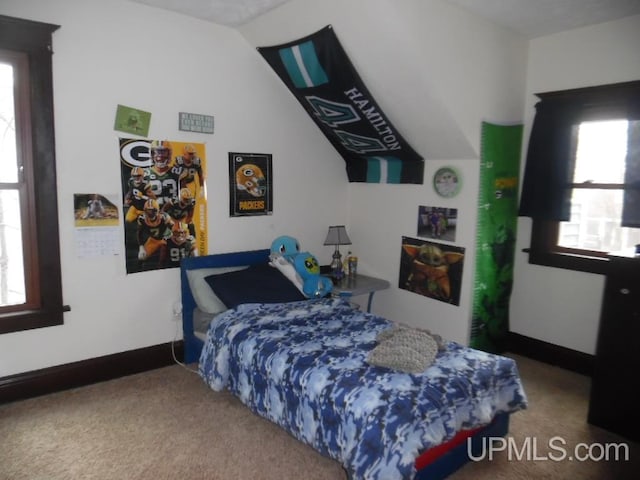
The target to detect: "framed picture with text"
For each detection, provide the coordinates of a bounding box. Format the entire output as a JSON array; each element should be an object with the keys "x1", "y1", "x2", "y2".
[{"x1": 229, "y1": 152, "x2": 273, "y2": 217}]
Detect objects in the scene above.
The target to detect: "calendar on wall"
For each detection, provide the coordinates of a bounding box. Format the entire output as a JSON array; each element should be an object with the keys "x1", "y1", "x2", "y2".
[{"x1": 73, "y1": 193, "x2": 121, "y2": 258}]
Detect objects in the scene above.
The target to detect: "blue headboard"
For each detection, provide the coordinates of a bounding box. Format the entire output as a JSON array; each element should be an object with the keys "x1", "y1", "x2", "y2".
[{"x1": 180, "y1": 249, "x2": 271, "y2": 363}]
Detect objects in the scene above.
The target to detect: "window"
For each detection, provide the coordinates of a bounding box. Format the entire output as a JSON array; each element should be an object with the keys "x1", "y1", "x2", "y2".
[
  {"x1": 0, "y1": 15, "x2": 67, "y2": 334},
  {"x1": 519, "y1": 81, "x2": 640, "y2": 274},
  {"x1": 557, "y1": 120, "x2": 640, "y2": 254}
]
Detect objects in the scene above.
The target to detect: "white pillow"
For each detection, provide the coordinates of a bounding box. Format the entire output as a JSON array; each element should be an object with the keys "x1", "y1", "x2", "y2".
[
  {"x1": 186, "y1": 266, "x2": 248, "y2": 313},
  {"x1": 269, "y1": 254, "x2": 304, "y2": 295}
]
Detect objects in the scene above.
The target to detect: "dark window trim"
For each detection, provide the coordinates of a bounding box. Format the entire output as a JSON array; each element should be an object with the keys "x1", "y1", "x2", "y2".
[
  {"x1": 0, "y1": 15, "x2": 69, "y2": 334},
  {"x1": 535, "y1": 80, "x2": 640, "y2": 102},
  {"x1": 525, "y1": 219, "x2": 611, "y2": 275}
]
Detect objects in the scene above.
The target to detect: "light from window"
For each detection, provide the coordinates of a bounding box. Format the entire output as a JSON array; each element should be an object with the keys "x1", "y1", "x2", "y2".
[
  {"x1": 558, "y1": 120, "x2": 640, "y2": 253},
  {"x1": 0, "y1": 62, "x2": 26, "y2": 307}
]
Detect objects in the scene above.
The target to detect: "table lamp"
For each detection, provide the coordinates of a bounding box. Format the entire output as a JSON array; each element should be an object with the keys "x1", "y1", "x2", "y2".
[{"x1": 323, "y1": 225, "x2": 352, "y2": 280}]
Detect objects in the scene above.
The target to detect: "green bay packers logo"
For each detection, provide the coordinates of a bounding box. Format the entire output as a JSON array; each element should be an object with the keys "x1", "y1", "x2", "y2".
[{"x1": 120, "y1": 139, "x2": 151, "y2": 168}]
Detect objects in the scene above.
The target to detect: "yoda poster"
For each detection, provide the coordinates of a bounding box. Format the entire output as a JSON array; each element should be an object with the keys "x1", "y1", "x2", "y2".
[{"x1": 399, "y1": 236, "x2": 465, "y2": 306}]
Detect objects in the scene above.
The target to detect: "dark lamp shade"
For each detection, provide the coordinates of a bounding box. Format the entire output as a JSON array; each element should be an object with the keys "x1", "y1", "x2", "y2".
[{"x1": 323, "y1": 225, "x2": 352, "y2": 246}]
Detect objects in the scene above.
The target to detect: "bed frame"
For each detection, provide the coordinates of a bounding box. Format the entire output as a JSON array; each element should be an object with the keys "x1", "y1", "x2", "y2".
[
  {"x1": 180, "y1": 248, "x2": 271, "y2": 364},
  {"x1": 180, "y1": 249, "x2": 511, "y2": 479}
]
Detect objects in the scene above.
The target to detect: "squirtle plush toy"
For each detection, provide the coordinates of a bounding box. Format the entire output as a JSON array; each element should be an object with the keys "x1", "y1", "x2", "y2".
[
  {"x1": 269, "y1": 235, "x2": 332, "y2": 298},
  {"x1": 270, "y1": 235, "x2": 300, "y2": 260},
  {"x1": 293, "y1": 252, "x2": 333, "y2": 298}
]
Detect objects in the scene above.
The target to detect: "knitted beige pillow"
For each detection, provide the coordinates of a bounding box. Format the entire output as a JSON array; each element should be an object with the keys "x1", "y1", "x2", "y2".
[{"x1": 367, "y1": 327, "x2": 440, "y2": 373}]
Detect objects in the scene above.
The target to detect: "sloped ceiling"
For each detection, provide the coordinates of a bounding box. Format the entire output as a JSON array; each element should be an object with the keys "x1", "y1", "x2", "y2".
[
  {"x1": 129, "y1": 0, "x2": 640, "y2": 37},
  {"x1": 127, "y1": 0, "x2": 640, "y2": 163},
  {"x1": 129, "y1": 0, "x2": 292, "y2": 27}
]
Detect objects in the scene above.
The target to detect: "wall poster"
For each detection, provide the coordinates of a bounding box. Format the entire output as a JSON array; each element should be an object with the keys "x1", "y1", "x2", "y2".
[
  {"x1": 399, "y1": 236, "x2": 465, "y2": 306},
  {"x1": 228, "y1": 152, "x2": 273, "y2": 217},
  {"x1": 119, "y1": 138, "x2": 207, "y2": 274}
]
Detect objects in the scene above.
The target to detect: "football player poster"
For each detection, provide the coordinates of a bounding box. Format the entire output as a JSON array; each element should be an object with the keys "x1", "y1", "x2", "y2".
[
  {"x1": 119, "y1": 138, "x2": 208, "y2": 274},
  {"x1": 228, "y1": 152, "x2": 273, "y2": 217}
]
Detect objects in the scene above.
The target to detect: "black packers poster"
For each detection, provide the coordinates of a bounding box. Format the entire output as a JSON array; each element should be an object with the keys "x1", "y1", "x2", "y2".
[
  {"x1": 119, "y1": 138, "x2": 208, "y2": 274},
  {"x1": 229, "y1": 152, "x2": 273, "y2": 217},
  {"x1": 258, "y1": 25, "x2": 423, "y2": 184},
  {"x1": 470, "y1": 122, "x2": 523, "y2": 353}
]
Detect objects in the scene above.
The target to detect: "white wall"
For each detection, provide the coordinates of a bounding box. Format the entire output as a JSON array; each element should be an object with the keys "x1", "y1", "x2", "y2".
[
  {"x1": 0, "y1": 0, "x2": 348, "y2": 377},
  {"x1": 510, "y1": 15, "x2": 640, "y2": 355},
  {"x1": 240, "y1": 0, "x2": 528, "y2": 343}
]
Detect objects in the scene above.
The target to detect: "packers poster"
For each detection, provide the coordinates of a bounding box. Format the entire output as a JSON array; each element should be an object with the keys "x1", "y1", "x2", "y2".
[
  {"x1": 119, "y1": 138, "x2": 208, "y2": 274},
  {"x1": 228, "y1": 152, "x2": 273, "y2": 217}
]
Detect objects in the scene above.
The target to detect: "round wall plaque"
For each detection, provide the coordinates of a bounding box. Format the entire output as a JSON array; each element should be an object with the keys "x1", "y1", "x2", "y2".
[{"x1": 433, "y1": 166, "x2": 462, "y2": 198}]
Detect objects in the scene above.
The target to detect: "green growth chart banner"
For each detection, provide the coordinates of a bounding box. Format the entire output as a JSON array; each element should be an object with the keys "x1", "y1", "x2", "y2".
[{"x1": 471, "y1": 122, "x2": 523, "y2": 353}]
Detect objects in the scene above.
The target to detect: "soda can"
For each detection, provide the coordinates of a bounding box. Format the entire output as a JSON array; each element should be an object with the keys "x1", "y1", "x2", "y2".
[{"x1": 348, "y1": 256, "x2": 358, "y2": 276}]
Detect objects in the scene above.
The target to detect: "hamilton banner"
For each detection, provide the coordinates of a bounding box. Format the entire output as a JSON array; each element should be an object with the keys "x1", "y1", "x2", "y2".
[
  {"x1": 258, "y1": 25, "x2": 424, "y2": 184},
  {"x1": 470, "y1": 122, "x2": 523, "y2": 353}
]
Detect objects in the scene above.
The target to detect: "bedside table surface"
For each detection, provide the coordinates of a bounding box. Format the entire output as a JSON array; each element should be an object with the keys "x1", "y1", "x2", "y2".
[{"x1": 332, "y1": 274, "x2": 390, "y2": 297}]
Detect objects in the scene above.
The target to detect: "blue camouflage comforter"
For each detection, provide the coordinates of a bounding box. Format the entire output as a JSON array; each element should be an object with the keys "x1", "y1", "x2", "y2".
[{"x1": 199, "y1": 298, "x2": 527, "y2": 480}]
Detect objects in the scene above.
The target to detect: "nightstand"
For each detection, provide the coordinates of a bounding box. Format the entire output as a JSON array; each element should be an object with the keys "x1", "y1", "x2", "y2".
[{"x1": 331, "y1": 274, "x2": 390, "y2": 312}]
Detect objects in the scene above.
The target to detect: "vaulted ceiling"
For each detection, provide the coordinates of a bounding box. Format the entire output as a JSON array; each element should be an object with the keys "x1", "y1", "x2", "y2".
[{"x1": 128, "y1": 0, "x2": 640, "y2": 37}]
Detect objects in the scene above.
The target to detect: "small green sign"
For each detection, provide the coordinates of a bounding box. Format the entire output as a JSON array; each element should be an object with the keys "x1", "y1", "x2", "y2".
[{"x1": 114, "y1": 105, "x2": 151, "y2": 137}]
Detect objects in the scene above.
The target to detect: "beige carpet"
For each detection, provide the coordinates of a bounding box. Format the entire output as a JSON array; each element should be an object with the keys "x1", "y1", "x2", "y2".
[{"x1": 0, "y1": 354, "x2": 637, "y2": 480}]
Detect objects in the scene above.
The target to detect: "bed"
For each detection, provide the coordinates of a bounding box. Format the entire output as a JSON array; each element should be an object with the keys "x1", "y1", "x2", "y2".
[{"x1": 181, "y1": 249, "x2": 527, "y2": 480}]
